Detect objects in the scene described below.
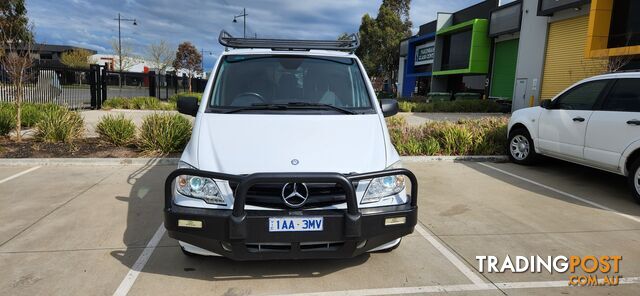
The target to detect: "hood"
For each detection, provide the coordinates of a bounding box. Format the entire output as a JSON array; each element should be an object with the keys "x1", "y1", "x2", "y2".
[{"x1": 196, "y1": 114, "x2": 387, "y2": 174}]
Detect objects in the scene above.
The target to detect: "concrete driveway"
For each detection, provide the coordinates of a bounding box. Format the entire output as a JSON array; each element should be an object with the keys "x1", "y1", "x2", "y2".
[{"x1": 1, "y1": 159, "x2": 640, "y2": 295}]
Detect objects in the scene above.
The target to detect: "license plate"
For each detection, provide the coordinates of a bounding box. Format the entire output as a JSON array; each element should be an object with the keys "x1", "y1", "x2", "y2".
[{"x1": 268, "y1": 217, "x2": 323, "y2": 232}]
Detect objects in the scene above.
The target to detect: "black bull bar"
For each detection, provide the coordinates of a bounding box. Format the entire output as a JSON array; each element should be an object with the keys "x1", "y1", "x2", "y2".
[{"x1": 165, "y1": 168, "x2": 418, "y2": 240}]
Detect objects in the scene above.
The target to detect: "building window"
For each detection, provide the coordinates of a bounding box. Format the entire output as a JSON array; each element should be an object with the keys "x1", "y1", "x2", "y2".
[
  {"x1": 441, "y1": 30, "x2": 472, "y2": 71},
  {"x1": 489, "y1": 1, "x2": 522, "y2": 37},
  {"x1": 462, "y1": 75, "x2": 486, "y2": 93},
  {"x1": 609, "y1": 0, "x2": 640, "y2": 48}
]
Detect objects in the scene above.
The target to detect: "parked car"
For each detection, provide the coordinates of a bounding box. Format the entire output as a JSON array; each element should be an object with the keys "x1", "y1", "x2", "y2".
[
  {"x1": 164, "y1": 31, "x2": 418, "y2": 260},
  {"x1": 508, "y1": 72, "x2": 640, "y2": 203}
]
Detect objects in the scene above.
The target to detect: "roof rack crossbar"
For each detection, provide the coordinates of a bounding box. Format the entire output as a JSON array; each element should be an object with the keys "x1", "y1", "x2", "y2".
[{"x1": 218, "y1": 30, "x2": 359, "y2": 52}]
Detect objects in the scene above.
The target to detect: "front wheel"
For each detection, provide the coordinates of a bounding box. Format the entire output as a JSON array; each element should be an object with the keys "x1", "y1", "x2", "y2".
[
  {"x1": 508, "y1": 128, "x2": 538, "y2": 165},
  {"x1": 626, "y1": 158, "x2": 640, "y2": 204}
]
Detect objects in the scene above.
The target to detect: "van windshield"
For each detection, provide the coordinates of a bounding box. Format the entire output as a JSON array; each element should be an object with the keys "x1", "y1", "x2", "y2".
[{"x1": 207, "y1": 55, "x2": 374, "y2": 114}]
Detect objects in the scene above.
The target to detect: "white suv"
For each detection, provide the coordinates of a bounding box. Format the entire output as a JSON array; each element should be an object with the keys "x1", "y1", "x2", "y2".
[
  {"x1": 164, "y1": 31, "x2": 418, "y2": 260},
  {"x1": 508, "y1": 72, "x2": 640, "y2": 203}
]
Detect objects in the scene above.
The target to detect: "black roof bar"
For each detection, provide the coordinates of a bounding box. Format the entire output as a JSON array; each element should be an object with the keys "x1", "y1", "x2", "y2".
[{"x1": 218, "y1": 30, "x2": 359, "y2": 52}]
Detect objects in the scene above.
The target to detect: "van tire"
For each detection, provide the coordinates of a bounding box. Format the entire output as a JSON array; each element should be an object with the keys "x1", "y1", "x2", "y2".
[
  {"x1": 508, "y1": 128, "x2": 537, "y2": 165},
  {"x1": 626, "y1": 158, "x2": 640, "y2": 204}
]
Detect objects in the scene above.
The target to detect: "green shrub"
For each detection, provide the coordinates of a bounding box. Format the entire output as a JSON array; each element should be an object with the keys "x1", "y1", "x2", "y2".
[
  {"x1": 21, "y1": 103, "x2": 65, "y2": 127},
  {"x1": 35, "y1": 108, "x2": 84, "y2": 143},
  {"x1": 96, "y1": 114, "x2": 136, "y2": 146},
  {"x1": 21, "y1": 103, "x2": 42, "y2": 127},
  {"x1": 398, "y1": 101, "x2": 415, "y2": 112},
  {"x1": 421, "y1": 138, "x2": 441, "y2": 155},
  {"x1": 396, "y1": 99, "x2": 504, "y2": 113},
  {"x1": 0, "y1": 105, "x2": 15, "y2": 136},
  {"x1": 438, "y1": 125, "x2": 474, "y2": 155},
  {"x1": 388, "y1": 117, "x2": 508, "y2": 156},
  {"x1": 0, "y1": 103, "x2": 68, "y2": 129},
  {"x1": 168, "y1": 92, "x2": 203, "y2": 103},
  {"x1": 139, "y1": 113, "x2": 191, "y2": 153},
  {"x1": 103, "y1": 97, "x2": 175, "y2": 110}
]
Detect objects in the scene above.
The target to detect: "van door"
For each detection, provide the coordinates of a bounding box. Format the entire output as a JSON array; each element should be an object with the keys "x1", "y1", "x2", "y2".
[
  {"x1": 538, "y1": 80, "x2": 609, "y2": 160},
  {"x1": 585, "y1": 78, "x2": 640, "y2": 171}
]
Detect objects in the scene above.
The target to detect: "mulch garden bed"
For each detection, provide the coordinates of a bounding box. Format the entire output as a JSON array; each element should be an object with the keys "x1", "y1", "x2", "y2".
[{"x1": 0, "y1": 138, "x2": 180, "y2": 158}]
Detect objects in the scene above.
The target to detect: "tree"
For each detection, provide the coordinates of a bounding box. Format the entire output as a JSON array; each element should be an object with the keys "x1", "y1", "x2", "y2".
[
  {"x1": 0, "y1": 0, "x2": 34, "y2": 142},
  {"x1": 355, "y1": 0, "x2": 412, "y2": 85},
  {"x1": 173, "y1": 42, "x2": 202, "y2": 92},
  {"x1": 337, "y1": 33, "x2": 351, "y2": 41},
  {"x1": 0, "y1": 0, "x2": 32, "y2": 47},
  {"x1": 60, "y1": 48, "x2": 93, "y2": 69},
  {"x1": 110, "y1": 39, "x2": 138, "y2": 72},
  {"x1": 146, "y1": 40, "x2": 174, "y2": 74}
]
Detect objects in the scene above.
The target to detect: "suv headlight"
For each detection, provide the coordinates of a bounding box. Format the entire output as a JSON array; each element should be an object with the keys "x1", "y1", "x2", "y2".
[
  {"x1": 175, "y1": 162, "x2": 226, "y2": 205},
  {"x1": 361, "y1": 161, "x2": 405, "y2": 204}
]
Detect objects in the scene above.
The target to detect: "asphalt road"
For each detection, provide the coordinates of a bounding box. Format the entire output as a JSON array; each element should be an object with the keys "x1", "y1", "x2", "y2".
[{"x1": 1, "y1": 159, "x2": 640, "y2": 295}]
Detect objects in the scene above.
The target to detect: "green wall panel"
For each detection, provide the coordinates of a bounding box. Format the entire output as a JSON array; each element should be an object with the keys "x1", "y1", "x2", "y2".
[
  {"x1": 490, "y1": 38, "x2": 519, "y2": 100},
  {"x1": 433, "y1": 19, "x2": 491, "y2": 76}
]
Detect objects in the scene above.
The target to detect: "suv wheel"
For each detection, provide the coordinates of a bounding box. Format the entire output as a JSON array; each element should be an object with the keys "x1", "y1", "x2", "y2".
[
  {"x1": 626, "y1": 158, "x2": 640, "y2": 204},
  {"x1": 508, "y1": 128, "x2": 537, "y2": 165}
]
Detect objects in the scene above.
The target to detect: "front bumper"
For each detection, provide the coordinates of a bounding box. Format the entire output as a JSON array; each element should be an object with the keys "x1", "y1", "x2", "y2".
[{"x1": 164, "y1": 169, "x2": 418, "y2": 260}]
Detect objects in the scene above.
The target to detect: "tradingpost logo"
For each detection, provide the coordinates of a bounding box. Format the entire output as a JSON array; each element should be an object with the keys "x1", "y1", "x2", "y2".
[{"x1": 476, "y1": 255, "x2": 623, "y2": 286}]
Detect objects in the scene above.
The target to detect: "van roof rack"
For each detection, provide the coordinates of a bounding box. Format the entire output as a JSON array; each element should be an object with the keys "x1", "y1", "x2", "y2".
[{"x1": 218, "y1": 30, "x2": 359, "y2": 52}]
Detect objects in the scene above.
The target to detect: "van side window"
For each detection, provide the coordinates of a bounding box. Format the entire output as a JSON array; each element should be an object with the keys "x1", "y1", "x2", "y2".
[
  {"x1": 553, "y1": 80, "x2": 609, "y2": 110},
  {"x1": 602, "y1": 79, "x2": 640, "y2": 112}
]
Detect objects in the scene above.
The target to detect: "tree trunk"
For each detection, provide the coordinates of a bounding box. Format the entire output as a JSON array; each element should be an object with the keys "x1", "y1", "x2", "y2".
[
  {"x1": 15, "y1": 81, "x2": 23, "y2": 142},
  {"x1": 188, "y1": 76, "x2": 192, "y2": 92}
]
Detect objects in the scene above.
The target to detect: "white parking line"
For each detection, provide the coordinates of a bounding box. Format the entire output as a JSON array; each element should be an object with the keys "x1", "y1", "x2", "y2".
[
  {"x1": 414, "y1": 224, "x2": 487, "y2": 286},
  {"x1": 113, "y1": 224, "x2": 166, "y2": 296},
  {"x1": 276, "y1": 277, "x2": 640, "y2": 296},
  {"x1": 0, "y1": 166, "x2": 41, "y2": 184},
  {"x1": 478, "y1": 163, "x2": 640, "y2": 224}
]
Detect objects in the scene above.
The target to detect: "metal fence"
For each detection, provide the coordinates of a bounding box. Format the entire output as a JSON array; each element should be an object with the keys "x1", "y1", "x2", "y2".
[
  {"x1": 0, "y1": 64, "x2": 208, "y2": 109},
  {"x1": 0, "y1": 65, "x2": 93, "y2": 109},
  {"x1": 155, "y1": 73, "x2": 207, "y2": 100}
]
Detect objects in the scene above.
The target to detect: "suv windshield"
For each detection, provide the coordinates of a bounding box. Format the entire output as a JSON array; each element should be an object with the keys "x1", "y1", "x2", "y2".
[{"x1": 208, "y1": 55, "x2": 374, "y2": 114}]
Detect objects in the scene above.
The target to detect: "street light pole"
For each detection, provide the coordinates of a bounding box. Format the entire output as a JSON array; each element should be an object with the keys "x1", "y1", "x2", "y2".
[
  {"x1": 233, "y1": 8, "x2": 248, "y2": 38},
  {"x1": 113, "y1": 13, "x2": 137, "y2": 72},
  {"x1": 200, "y1": 49, "x2": 214, "y2": 75}
]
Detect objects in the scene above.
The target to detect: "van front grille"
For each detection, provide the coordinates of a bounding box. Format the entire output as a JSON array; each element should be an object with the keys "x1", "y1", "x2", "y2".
[{"x1": 229, "y1": 182, "x2": 355, "y2": 209}]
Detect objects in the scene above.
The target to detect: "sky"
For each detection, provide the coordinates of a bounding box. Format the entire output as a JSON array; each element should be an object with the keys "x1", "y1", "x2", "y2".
[{"x1": 26, "y1": 0, "x2": 482, "y2": 70}]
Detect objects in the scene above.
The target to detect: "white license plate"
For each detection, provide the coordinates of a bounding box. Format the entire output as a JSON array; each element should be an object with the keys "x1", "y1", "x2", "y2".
[{"x1": 268, "y1": 217, "x2": 324, "y2": 232}]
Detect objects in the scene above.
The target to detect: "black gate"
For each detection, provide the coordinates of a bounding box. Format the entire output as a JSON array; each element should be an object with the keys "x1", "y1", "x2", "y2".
[{"x1": 1, "y1": 63, "x2": 207, "y2": 109}]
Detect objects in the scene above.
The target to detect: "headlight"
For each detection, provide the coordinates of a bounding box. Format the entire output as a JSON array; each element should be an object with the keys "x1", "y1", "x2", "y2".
[
  {"x1": 175, "y1": 162, "x2": 226, "y2": 205},
  {"x1": 361, "y1": 161, "x2": 405, "y2": 204}
]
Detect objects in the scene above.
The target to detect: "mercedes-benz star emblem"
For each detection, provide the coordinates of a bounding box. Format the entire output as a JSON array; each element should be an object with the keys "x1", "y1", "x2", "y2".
[
  {"x1": 291, "y1": 159, "x2": 299, "y2": 165},
  {"x1": 281, "y1": 183, "x2": 309, "y2": 208}
]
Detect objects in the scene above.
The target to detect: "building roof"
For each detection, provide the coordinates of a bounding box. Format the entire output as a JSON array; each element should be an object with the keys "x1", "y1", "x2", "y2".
[{"x1": 34, "y1": 44, "x2": 97, "y2": 54}]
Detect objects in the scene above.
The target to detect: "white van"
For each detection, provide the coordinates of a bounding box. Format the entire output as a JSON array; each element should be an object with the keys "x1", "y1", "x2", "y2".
[{"x1": 164, "y1": 31, "x2": 418, "y2": 260}]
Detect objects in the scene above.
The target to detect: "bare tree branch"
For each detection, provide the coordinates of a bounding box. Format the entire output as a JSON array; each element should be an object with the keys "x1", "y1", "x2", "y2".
[
  {"x1": 110, "y1": 39, "x2": 139, "y2": 72},
  {"x1": 146, "y1": 40, "x2": 174, "y2": 74},
  {"x1": 0, "y1": 23, "x2": 35, "y2": 141}
]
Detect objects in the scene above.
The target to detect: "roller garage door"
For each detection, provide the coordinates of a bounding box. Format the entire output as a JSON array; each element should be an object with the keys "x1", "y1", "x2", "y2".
[
  {"x1": 540, "y1": 15, "x2": 606, "y2": 100},
  {"x1": 490, "y1": 38, "x2": 519, "y2": 100}
]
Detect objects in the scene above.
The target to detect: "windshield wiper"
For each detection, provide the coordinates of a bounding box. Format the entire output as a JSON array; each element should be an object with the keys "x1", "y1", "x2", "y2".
[
  {"x1": 222, "y1": 104, "x2": 288, "y2": 114},
  {"x1": 284, "y1": 102, "x2": 358, "y2": 115},
  {"x1": 222, "y1": 102, "x2": 358, "y2": 114}
]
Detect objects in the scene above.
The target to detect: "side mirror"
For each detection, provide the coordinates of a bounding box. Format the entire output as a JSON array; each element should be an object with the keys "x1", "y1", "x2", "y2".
[
  {"x1": 177, "y1": 97, "x2": 199, "y2": 116},
  {"x1": 540, "y1": 99, "x2": 552, "y2": 109},
  {"x1": 380, "y1": 99, "x2": 399, "y2": 117}
]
